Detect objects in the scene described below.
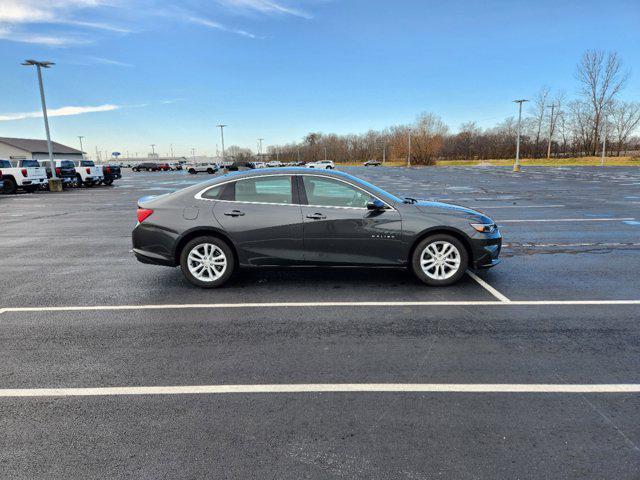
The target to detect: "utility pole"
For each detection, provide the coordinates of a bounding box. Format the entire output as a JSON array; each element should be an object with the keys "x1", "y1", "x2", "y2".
[
  {"x1": 546, "y1": 104, "x2": 556, "y2": 160},
  {"x1": 170, "y1": 143, "x2": 174, "y2": 159},
  {"x1": 513, "y1": 99, "x2": 529, "y2": 172},
  {"x1": 258, "y1": 138, "x2": 264, "y2": 162},
  {"x1": 407, "y1": 130, "x2": 412, "y2": 167},
  {"x1": 95, "y1": 146, "x2": 100, "y2": 163},
  {"x1": 217, "y1": 124, "x2": 227, "y2": 163},
  {"x1": 601, "y1": 113, "x2": 607, "y2": 167},
  {"x1": 150, "y1": 144, "x2": 156, "y2": 158},
  {"x1": 78, "y1": 136, "x2": 85, "y2": 159},
  {"x1": 22, "y1": 59, "x2": 60, "y2": 188}
]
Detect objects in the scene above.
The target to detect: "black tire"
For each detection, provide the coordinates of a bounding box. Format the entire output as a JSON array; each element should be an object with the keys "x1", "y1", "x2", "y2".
[
  {"x1": 180, "y1": 236, "x2": 235, "y2": 288},
  {"x1": 2, "y1": 178, "x2": 16, "y2": 194},
  {"x1": 188, "y1": 169, "x2": 196, "y2": 174},
  {"x1": 207, "y1": 168, "x2": 214, "y2": 174},
  {"x1": 103, "y1": 179, "x2": 114, "y2": 186},
  {"x1": 411, "y1": 234, "x2": 468, "y2": 287},
  {"x1": 327, "y1": 166, "x2": 334, "y2": 169},
  {"x1": 76, "y1": 174, "x2": 84, "y2": 187},
  {"x1": 85, "y1": 180, "x2": 95, "y2": 187}
]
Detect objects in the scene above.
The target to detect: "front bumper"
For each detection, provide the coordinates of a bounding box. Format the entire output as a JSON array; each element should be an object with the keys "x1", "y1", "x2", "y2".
[{"x1": 470, "y1": 234, "x2": 502, "y2": 269}]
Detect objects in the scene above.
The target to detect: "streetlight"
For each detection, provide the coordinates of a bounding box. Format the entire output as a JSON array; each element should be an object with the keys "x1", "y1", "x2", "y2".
[
  {"x1": 513, "y1": 99, "x2": 529, "y2": 172},
  {"x1": 22, "y1": 59, "x2": 60, "y2": 188},
  {"x1": 546, "y1": 104, "x2": 557, "y2": 160},
  {"x1": 150, "y1": 144, "x2": 156, "y2": 157},
  {"x1": 258, "y1": 138, "x2": 264, "y2": 162},
  {"x1": 407, "y1": 130, "x2": 412, "y2": 167},
  {"x1": 78, "y1": 136, "x2": 85, "y2": 160},
  {"x1": 217, "y1": 124, "x2": 227, "y2": 162},
  {"x1": 601, "y1": 112, "x2": 608, "y2": 167}
]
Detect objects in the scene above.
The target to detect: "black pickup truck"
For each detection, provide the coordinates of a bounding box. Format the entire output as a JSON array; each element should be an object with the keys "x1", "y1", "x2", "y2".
[
  {"x1": 101, "y1": 164, "x2": 122, "y2": 185},
  {"x1": 40, "y1": 159, "x2": 77, "y2": 187}
]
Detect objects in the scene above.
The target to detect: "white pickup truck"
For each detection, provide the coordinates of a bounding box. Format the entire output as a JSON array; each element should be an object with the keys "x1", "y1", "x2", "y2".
[
  {"x1": 185, "y1": 162, "x2": 219, "y2": 174},
  {"x1": 0, "y1": 159, "x2": 48, "y2": 194},
  {"x1": 73, "y1": 159, "x2": 104, "y2": 187}
]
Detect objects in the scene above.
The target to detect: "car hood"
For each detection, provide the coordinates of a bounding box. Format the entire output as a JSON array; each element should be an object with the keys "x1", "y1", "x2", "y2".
[{"x1": 414, "y1": 200, "x2": 492, "y2": 222}]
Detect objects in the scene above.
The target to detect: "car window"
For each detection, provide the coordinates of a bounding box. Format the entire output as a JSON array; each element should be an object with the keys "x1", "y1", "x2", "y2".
[
  {"x1": 202, "y1": 184, "x2": 223, "y2": 200},
  {"x1": 21, "y1": 160, "x2": 40, "y2": 167},
  {"x1": 303, "y1": 176, "x2": 372, "y2": 208},
  {"x1": 60, "y1": 161, "x2": 75, "y2": 168},
  {"x1": 81, "y1": 160, "x2": 95, "y2": 167},
  {"x1": 0, "y1": 160, "x2": 10, "y2": 168},
  {"x1": 235, "y1": 176, "x2": 292, "y2": 204}
]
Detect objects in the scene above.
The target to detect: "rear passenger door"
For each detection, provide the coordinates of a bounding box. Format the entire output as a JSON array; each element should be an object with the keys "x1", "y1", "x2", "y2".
[{"x1": 210, "y1": 175, "x2": 304, "y2": 266}]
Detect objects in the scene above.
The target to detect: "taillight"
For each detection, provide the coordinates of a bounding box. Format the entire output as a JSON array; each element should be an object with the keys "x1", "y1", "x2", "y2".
[
  {"x1": 21, "y1": 168, "x2": 28, "y2": 177},
  {"x1": 106, "y1": 166, "x2": 111, "y2": 174},
  {"x1": 86, "y1": 167, "x2": 91, "y2": 174},
  {"x1": 137, "y1": 208, "x2": 153, "y2": 223},
  {"x1": 55, "y1": 167, "x2": 61, "y2": 175}
]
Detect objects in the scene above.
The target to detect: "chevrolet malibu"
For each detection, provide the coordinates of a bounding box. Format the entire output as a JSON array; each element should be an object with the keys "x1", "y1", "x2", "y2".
[{"x1": 132, "y1": 169, "x2": 501, "y2": 288}]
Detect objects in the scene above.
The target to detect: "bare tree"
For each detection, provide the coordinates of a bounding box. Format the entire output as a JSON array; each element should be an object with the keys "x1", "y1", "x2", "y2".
[
  {"x1": 610, "y1": 101, "x2": 640, "y2": 156},
  {"x1": 575, "y1": 50, "x2": 629, "y2": 155},
  {"x1": 529, "y1": 86, "x2": 550, "y2": 157}
]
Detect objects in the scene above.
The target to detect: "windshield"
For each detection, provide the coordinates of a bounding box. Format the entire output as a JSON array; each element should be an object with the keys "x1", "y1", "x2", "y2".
[{"x1": 351, "y1": 176, "x2": 403, "y2": 203}]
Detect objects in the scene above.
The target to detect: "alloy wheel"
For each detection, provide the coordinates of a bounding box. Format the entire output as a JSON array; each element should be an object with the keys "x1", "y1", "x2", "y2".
[
  {"x1": 420, "y1": 241, "x2": 461, "y2": 280},
  {"x1": 187, "y1": 243, "x2": 227, "y2": 282}
]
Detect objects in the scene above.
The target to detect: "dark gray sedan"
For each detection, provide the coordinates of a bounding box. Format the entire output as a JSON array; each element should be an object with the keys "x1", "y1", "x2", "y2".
[{"x1": 132, "y1": 168, "x2": 501, "y2": 288}]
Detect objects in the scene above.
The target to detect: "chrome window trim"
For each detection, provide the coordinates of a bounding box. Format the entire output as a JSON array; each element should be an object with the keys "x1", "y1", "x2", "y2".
[{"x1": 194, "y1": 172, "x2": 396, "y2": 210}]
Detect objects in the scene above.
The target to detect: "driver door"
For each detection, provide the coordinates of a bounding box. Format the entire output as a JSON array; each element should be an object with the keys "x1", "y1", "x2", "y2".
[{"x1": 298, "y1": 175, "x2": 402, "y2": 265}]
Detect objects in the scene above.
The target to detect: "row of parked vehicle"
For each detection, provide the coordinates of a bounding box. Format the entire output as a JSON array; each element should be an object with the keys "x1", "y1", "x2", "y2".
[{"x1": 0, "y1": 158, "x2": 121, "y2": 194}]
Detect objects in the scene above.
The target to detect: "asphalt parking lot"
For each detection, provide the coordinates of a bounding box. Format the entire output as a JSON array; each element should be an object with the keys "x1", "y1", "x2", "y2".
[{"x1": 1, "y1": 166, "x2": 639, "y2": 479}]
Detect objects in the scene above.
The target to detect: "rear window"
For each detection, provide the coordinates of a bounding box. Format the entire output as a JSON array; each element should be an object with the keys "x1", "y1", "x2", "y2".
[
  {"x1": 80, "y1": 160, "x2": 95, "y2": 167},
  {"x1": 202, "y1": 184, "x2": 223, "y2": 200},
  {"x1": 0, "y1": 160, "x2": 11, "y2": 168},
  {"x1": 60, "y1": 160, "x2": 75, "y2": 168},
  {"x1": 20, "y1": 160, "x2": 40, "y2": 167}
]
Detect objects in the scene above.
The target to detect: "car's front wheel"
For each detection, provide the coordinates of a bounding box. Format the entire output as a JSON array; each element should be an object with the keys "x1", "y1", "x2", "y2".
[
  {"x1": 180, "y1": 236, "x2": 235, "y2": 288},
  {"x1": 411, "y1": 234, "x2": 468, "y2": 286}
]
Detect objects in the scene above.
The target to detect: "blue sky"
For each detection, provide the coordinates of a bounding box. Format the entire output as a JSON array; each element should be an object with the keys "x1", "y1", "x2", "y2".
[{"x1": 0, "y1": 0, "x2": 639, "y2": 157}]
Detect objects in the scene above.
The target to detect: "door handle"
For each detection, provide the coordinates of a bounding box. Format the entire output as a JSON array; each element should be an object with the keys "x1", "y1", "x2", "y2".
[
  {"x1": 224, "y1": 210, "x2": 245, "y2": 217},
  {"x1": 306, "y1": 213, "x2": 327, "y2": 220}
]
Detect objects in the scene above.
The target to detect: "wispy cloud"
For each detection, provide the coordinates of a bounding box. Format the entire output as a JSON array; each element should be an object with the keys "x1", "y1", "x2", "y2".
[
  {"x1": 216, "y1": 0, "x2": 312, "y2": 19},
  {"x1": 0, "y1": 104, "x2": 121, "y2": 121},
  {"x1": 180, "y1": 13, "x2": 257, "y2": 38},
  {"x1": 67, "y1": 55, "x2": 135, "y2": 67}
]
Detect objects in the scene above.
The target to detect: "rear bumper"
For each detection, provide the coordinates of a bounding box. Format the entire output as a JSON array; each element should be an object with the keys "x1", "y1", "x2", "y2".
[
  {"x1": 132, "y1": 223, "x2": 179, "y2": 267},
  {"x1": 132, "y1": 248, "x2": 176, "y2": 267},
  {"x1": 104, "y1": 173, "x2": 122, "y2": 180}
]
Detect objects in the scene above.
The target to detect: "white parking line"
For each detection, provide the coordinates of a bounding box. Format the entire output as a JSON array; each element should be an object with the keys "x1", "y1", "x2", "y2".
[
  {"x1": 466, "y1": 271, "x2": 511, "y2": 303},
  {"x1": 479, "y1": 204, "x2": 565, "y2": 209},
  {"x1": 500, "y1": 218, "x2": 634, "y2": 223},
  {"x1": 1, "y1": 383, "x2": 639, "y2": 398},
  {"x1": 1, "y1": 300, "x2": 640, "y2": 314}
]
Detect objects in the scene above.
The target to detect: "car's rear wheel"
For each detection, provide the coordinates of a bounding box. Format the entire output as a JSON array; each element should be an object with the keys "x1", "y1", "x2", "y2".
[
  {"x1": 180, "y1": 236, "x2": 234, "y2": 288},
  {"x1": 188, "y1": 169, "x2": 196, "y2": 174},
  {"x1": 411, "y1": 234, "x2": 468, "y2": 286},
  {"x1": 207, "y1": 168, "x2": 214, "y2": 174}
]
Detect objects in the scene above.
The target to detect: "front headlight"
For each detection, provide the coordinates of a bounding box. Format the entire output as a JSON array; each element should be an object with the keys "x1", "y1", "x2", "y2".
[{"x1": 470, "y1": 222, "x2": 497, "y2": 233}]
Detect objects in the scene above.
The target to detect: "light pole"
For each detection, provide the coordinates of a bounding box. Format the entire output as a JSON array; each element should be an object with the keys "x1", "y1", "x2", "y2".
[
  {"x1": 191, "y1": 148, "x2": 196, "y2": 162},
  {"x1": 150, "y1": 144, "x2": 156, "y2": 157},
  {"x1": 78, "y1": 136, "x2": 85, "y2": 160},
  {"x1": 513, "y1": 99, "x2": 529, "y2": 172},
  {"x1": 323, "y1": 146, "x2": 328, "y2": 161},
  {"x1": 382, "y1": 144, "x2": 386, "y2": 164},
  {"x1": 22, "y1": 59, "x2": 59, "y2": 187},
  {"x1": 170, "y1": 143, "x2": 174, "y2": 159},
  {"x1": 258, "y1": 138, "x2": 264, "y2": 162},
  {"x1": 546, "y1": 104, "x2": 557, "y2": 160},
  {"x1": 217, "y1": 124, "x2": 227, "y2": 162},
  {"x1": 407, "y1": 130, "x2": 412, "y2": 167},
  {"x1": 601, "y1": 112, "x2": 608, "y2": 167}
]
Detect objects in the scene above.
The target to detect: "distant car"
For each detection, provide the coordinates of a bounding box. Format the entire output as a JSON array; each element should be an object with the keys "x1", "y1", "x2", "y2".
[
  {"x1": 168, "y1": 162, "x2": 182, "y2": 171},
  {"x1": 253, "y1": 162, "x2": 267, "y2": 168},
  {"x1": 0, "y1": 159, "x2": 48, "y2": 193},
  {"x1": 267, "y1": 161, "x2": 284, "y2": 167},
  {"x1": 185, "y1": 162, "x2": 219, "y2": 174},
  {"x1": 131, "y1": 169, "x2": 502, "y2": 288},
  {"x1": 157, "y1": 163, "x2": 171, "y2": 171},
  {"x1": 73, "y1": 160, "x2": 104, "y2": 187},
  {"x1": 0, "y1": 170, "x2": 4, "y2": 192},
  {"x1": 364, "y1": 159, "x2": 382, "y2": 166},
  {"x1": 132, "y1": 162, "x2": 159, "y2": 172},
  {"x1": 306, "y1": 160, "x2": 335, "y2": 169},
  {"x1": 101, "y1": 164, "x2": 122, "y2": 186},
  {"x1": 39, "y1": 159, "x2": 77, "y2": 188}
]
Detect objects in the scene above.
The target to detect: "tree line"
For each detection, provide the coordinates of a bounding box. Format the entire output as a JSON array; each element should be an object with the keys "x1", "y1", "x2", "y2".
[{"x1": 228, "y1": 50, "x2": 639, "y2": 165}]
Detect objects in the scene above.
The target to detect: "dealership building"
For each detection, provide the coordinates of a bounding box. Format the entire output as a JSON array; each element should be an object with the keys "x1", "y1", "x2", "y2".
[{"x1": 0, "y1": 137, "x2": 84, "y2": 161}]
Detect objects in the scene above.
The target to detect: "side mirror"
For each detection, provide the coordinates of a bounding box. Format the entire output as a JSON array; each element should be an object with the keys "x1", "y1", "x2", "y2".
[{"x1": 367, "y1": 199, "x2": 385, "y2": 210}]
